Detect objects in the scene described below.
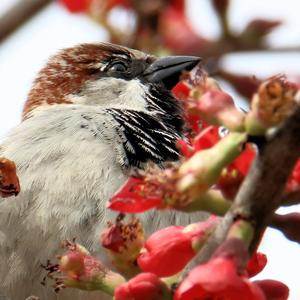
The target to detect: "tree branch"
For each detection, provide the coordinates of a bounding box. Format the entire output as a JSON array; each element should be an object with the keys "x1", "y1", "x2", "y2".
[
  {"x1": 281, "y1": 190, "x2": 300, "y2": 206},
  {"x1": 0, "y1": 0, "x2": 53, "y2": 43},
  {"x1": 182, "y1": 105, "x2": 300, "y2": 275}
]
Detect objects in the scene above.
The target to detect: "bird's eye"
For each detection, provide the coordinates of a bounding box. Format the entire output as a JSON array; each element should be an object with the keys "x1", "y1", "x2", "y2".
[{"x1": 109, "y1": 61, "x2": 127, "y2": 73}]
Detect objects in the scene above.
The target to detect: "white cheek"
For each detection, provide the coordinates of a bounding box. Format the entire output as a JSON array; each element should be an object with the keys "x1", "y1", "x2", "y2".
[
  {"x1": 118, "y1": 79, "x2": 148, "y2": 110},
  {"x1": 67, "y1": 78, "x2": 149, "y2": 111}
]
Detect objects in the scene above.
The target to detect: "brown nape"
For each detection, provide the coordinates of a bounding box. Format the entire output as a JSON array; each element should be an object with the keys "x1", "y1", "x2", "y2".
[{"x1": 22, "y1": 43, "x2": 132, "y2": 120}]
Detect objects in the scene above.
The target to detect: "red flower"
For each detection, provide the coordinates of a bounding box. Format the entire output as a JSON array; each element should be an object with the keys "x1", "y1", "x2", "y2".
[
  {"x1": 137, "y1": 218, "x2": 217, "y2": 277},
  {"x1": 197, "y1": 89, "x2": 245, "y2": 131},
  {"x1": 177, "y1": 126, "x2": 220, "y2": 158},
  {"x1": 217, "y1": 144, "x2": 256, "y2": 199},
  {"x1": 137, "y1": 226, "x2": 193, "y2": 277},
  {"x1": 108, "y1": 177, "x2": 162, "y2": 213},
  {"x1": 172, "y1": 81, "x2": 207, "y2": 134},
  {"x1": 255, "y1": 280, "x2": 289, "y2": 300},
  {"x1": 115, "y1": 273, "x2": 168, "y2": 300},
  {"x1": 174, "y1": 257, "x2": 266, "y2": 300},
  {"x1": 59, "y1": 250, "x2": 85, "y2": 280},
  {"x1": 246, "y1": 252, "x2": 267, "y2": 278},
  {"x1": 58, "y1": 0, "x2": 91, "y2": 12},
  {"x1": 192, "y1": 126, "x2": 220, "y2": 152},
  {"x1": 171, "y1": 0, "x2": 185, "y2": 13},
  {"x1": 58, "y1": 244, "x2": 107, "y2": 284},
  {"x1": 172, "y1": 81, "x2": 191, "y2": 100},
  {"x1": 159, "y1": 6, "x2": 211, "y2": 55},
  {"x1": 100, "y1": 218, "x2": 144, "y2": 275},
  {"x1": 54, "y1": 241, "x2": 127, "y2": 291},
  {"x1": 101, "y1": 223, "x2": 125, "y2": 253}
]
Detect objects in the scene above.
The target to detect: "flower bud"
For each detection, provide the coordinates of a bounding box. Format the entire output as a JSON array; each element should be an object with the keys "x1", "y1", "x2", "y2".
[
  {"x1": 137, "y1": 218, "x2": 217, "y2": 277},
  {"x1": 246, "y1": 77, "x2": 298, "y2": 135},
  {"x1": 246, "y1": 253, "x2": 267, "y2": 278},
  {"x1": 115, "y1": 273, "x2": 170, "y2": 300},
  {"x1": 197, "y1": 90, "x2": 245, "y2": 131},
  {"x1": 101, "y1": 217, "x2": 144, "y2": 276},
  {"x1": 57, "y1": 243, "x2": 125, "y2": 294},
  {"x1": 59, "y1": 251, "x2": 85, "y2": 280}
]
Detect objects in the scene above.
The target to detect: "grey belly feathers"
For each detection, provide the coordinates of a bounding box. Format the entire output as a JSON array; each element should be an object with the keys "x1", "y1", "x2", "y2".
[{"x1": 0, "y1": 105, "x2": 203, "y2": 299}]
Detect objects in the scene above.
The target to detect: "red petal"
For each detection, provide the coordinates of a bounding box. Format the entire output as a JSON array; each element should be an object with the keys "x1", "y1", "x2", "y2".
[
  {"x1": 101, "y1": 225, "x2": 124, "y2": 252},
  {"x1": 172, "y1": 82, "x2": 191, "y2": 100},
  {"x1": 115, "y1": 273, "x2": 166, "y2": 300},
  {"x1": 218, "y1": 144, "x2": 256, "y2": 199},
  {"x1": 193, "y1": 126, "x2": 220, "y2": 151},
  {"x1": 197, "y1": 90, "x2": 235, "y2": 115},
  {"x1": 108, "y1": 178, "x2": 162, "y2": 213},
  {"x1": 246, "y1": 252, "x2": 267, "y2": 277},
  {"x1": 231, "y1": 144, "x2": 256, "y2": 176},
  {"x1": 176, "y1": 139, "x2": 194, "y2": 158},
  {"x1": 171, "y1": 0, "x2": 185, "y2": 13},
  {"x1": 137, "y1": 226, "x2": 195, "y2": 277},
  {"x1": 59, "y1": 0, "x2": 91, "y2": 12},
  {"x1": 175, "y1": 258, "x2": 265, "y2": 300},
  {"x1": 255, "y1": 280, "x2": 289, "y2": 300}
]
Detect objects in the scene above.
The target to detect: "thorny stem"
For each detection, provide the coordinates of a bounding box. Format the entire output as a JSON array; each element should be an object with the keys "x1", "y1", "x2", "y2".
[{"x1": 182, "y1": 105, "x2": 300, "y2": 277}]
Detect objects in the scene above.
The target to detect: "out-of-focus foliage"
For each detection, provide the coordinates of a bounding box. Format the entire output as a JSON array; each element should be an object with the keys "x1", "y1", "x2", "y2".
[{"x1": 59, "y1": 0, "x2": 287, "y2": 101}]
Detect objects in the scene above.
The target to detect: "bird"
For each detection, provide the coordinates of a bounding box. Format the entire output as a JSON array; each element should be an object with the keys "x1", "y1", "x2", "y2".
[{"x1": 0, "y1": 42, "x2": 201, "y2": 300}]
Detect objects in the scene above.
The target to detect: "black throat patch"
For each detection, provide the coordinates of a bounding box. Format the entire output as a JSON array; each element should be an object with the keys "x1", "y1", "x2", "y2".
[{"x1": 107, "y1": 83, "x2": 184, "y2": 169}]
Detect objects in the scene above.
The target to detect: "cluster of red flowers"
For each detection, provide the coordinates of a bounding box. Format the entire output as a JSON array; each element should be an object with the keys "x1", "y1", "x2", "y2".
[
  {"x1": 174, "y1": 257, "x2": 287, "y2": 300},
  {"x1": 104, "y1": 228, "x2": 288, "y2": 300},
  {"x1": 57, "y1": 218, "x2": 289, "y2": 300},
  {"x1": 108, "y1": 76, "x2": 300, "y2": 215},
  {"x1": 101, "y1": 75, "x2": 299, "y2": 299},
  {"x1": 53, "y1": 2, "x2": 300, "y2": 299}
]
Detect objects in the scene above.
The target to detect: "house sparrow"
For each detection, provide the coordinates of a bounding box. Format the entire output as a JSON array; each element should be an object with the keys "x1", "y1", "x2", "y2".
[{"x1": 0, "y1": 43, "x2": 201, "y2": 300}]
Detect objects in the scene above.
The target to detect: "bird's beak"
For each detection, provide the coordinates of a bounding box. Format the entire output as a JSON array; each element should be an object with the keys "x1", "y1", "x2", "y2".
[{"x1": 144, "y1": 56, "x2": 201, "y2": 89}]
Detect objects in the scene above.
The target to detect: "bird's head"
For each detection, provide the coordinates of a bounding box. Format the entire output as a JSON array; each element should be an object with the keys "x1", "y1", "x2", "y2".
[
  {"x1": 23, "y1": 43, "x2": 201, "y2": 168},
  {"x1": 23, "y1": 43, "x2": 200, "y2": 119}
]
